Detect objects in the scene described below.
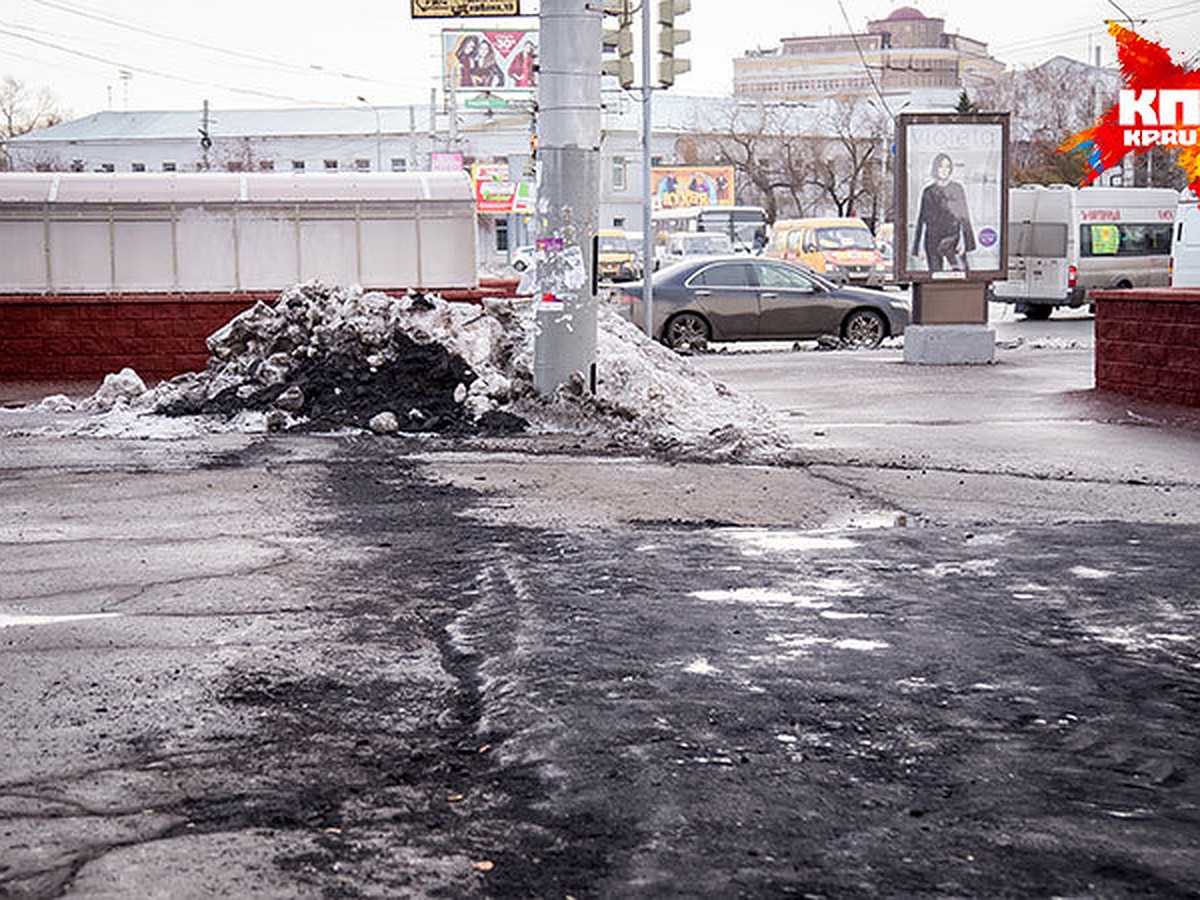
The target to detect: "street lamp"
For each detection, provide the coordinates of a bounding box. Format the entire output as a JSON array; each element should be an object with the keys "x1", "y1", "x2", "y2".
[{"x1": 356, "y1": 95, "x2": 382, "y2": 171}]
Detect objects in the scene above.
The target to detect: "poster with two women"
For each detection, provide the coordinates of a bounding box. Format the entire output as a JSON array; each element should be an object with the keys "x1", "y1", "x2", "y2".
[{"x1": 443, "y1": 30, "x2": 537, "y2": 92}]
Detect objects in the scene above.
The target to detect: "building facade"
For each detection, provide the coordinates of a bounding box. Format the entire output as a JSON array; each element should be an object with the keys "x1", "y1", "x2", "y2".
[
  {"x1": 733, "y1": 6, "x2": 1004, "y2": 109},
  {"x1": 5, "y1": 94, "x2": 721, "y2": 270}
]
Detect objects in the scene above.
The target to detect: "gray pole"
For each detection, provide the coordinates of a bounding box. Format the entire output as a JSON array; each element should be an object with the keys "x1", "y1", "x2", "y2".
[
  {"x1": 533, "y1": 0, "x2": 601, "y2": 395},
  {"x1": 640, "y1": 0, "x2": 655, "y2": 339},
  {"x1": 409, "y1": 105, "x2": 416, "y2": 171}
]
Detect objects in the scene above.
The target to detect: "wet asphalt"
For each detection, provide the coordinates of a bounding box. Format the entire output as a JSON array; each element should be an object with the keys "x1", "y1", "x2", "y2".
[{"x1": 2, "y1": 314, "x2": 1200, "y2": 897}]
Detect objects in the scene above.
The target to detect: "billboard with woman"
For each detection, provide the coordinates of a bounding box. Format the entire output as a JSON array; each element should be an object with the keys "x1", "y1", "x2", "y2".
[
  {"x1": 444, "y1": 30, "x2": 538, "y2": 92},
  {"x1": 896, "y1": 113, "x2": 1010, "y2": 283}
]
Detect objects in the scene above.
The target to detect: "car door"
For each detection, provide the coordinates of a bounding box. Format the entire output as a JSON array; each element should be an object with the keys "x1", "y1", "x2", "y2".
[
  {"x1": 754, "y1": 260, "x2": 844, "y2": 339},
  {"x1": 683, "y1": 261, "x2": 759, "y2": 339}
]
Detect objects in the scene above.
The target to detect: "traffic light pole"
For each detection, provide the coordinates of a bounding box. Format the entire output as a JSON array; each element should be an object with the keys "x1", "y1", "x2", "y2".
[
  {"x1": 532, "y1": 0, "x2": 602, "y2": 395},
  {"x1": 640, "y1": 0, "x2": 655, "y2": 340}
]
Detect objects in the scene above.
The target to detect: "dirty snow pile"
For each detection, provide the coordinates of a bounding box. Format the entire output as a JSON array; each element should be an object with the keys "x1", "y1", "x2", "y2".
[{"x1": 38, "y1": 283, "x2": 790, "y2": 461}]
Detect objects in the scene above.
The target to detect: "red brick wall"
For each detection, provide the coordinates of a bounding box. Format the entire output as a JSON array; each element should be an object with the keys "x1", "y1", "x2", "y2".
[
  {"x1": 1093, "y1": 288, "x2": 1200, "y2": 408},
  {"x1": 0, "y1": 282, "x2": 518, "y2": 384},
  {"x1": 0, "y1": 294, "x2": 263, "y2": 382}
]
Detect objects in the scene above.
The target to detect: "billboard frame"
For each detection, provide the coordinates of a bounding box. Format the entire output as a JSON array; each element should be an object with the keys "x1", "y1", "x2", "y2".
[{"x1": 895, "y1": 113, "x2": 1010, "y2": 285}]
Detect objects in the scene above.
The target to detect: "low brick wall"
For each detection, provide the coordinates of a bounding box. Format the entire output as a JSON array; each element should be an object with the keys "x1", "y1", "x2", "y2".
[
  {"x1": 1092, "y1": 288, "x2": 1200, "y2": 408},
  {"x1": 0, "y1": 281, "x2": 519, "y2": 384},
  {"x1": 0, "y1": 294, "x2": 264, "y2": 382}
]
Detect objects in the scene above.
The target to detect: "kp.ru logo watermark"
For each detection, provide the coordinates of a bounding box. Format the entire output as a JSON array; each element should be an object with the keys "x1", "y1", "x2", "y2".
[
  {"x1": 1061, "y1": 22, "x2": 1200, "y2": 202},
  {"x1": 1118, "y1": 90, "x2": 1200, "y2": 147}
]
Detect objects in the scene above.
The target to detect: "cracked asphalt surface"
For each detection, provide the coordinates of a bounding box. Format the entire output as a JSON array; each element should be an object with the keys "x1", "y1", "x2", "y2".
[{"x1": 2, "y1": 337, "x2": 1200, "y2": 898}]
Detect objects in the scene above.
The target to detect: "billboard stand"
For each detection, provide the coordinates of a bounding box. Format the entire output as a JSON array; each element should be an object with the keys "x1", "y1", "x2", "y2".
[
  {"x1": 895, "y1": 113, "x2": 1009, "y2": 365},
  {"x1": 904, "y1": 284, "x2": 996, "y2": 365}
]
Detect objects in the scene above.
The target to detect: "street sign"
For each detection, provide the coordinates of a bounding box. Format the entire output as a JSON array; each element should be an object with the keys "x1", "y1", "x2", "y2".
[
  {"x1": 412, "y1": 0, "x2": 520, "y2": 16},
  {"x1": 464, "y1": 94, "x2": 511, "y2": 109}
]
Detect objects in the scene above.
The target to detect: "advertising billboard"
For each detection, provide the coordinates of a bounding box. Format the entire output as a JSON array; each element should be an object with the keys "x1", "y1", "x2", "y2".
[
  {"x1": 413, "y1": 1, "x2": 520, "y2": 17},
  {"x1": 651, "y1": 166, "x2": 735, "y2": 210},
  {"x1": 443, "y1": 30, "x2": 537, "y2": 92},
  {"x1": 430, "y1": 151, "x2": 464, "y2": 172},
  {"x1": 896, "y1": 113, "x2": 1010, "y2": 283},
  {"x1": 471, "y1": 162, "x2": 534, "y2": 215}
]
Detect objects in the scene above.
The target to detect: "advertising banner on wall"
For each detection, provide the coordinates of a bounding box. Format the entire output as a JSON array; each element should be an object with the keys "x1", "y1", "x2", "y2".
[
  {"x1": 651, "y1": 166, "x2": 735, "y2": 210},
  {"x1": 471, "y1": 163, "x2": 534, "y2": 215},
  {"x1": 896, "y1": 113, "x2": 1010, "y2": 283},
  {"x1": 443, "y1": 30, "x2": 538, "y2": 92}
]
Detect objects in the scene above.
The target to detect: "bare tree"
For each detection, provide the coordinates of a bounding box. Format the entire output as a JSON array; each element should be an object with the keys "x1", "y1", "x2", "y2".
[
  {"x1": 0, "y1": 75, "x2": 68, "y2": 170},
  {"x1": 977, "y1": 58, "x2": 1118, "y2": 186},
  {"x1": 800, "y1": 97, "x2": 884, "y2": 225},
  {"x1": 692, "y1": 101, "x2": 810, "y2": 221},
  {"x1": 213, "y1": 137, "x2": 262, "y2": 172}
]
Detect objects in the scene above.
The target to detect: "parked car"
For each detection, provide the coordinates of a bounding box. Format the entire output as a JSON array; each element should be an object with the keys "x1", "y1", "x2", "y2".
[{"x1": 616, "y1": 255, "x2": 909, "y2": 350}]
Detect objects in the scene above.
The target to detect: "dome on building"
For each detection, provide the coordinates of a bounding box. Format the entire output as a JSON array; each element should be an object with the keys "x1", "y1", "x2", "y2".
[{"x1": 884, "y1": 6, "x2": 928, "y2": 20}]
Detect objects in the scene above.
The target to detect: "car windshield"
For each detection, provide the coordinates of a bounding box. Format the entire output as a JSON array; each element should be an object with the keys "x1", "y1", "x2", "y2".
[
  {"x1": 816, "y1": 227, "x2": 875, "y2": 251},
  {"x1": 599, "y1": 235, "x2": 630, "y2": 252}
]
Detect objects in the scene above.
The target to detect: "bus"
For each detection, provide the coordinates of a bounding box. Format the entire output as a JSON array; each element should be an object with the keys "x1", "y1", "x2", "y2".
[{"x1": 650, "y1": 205, "x2": 769, "y2": 258}]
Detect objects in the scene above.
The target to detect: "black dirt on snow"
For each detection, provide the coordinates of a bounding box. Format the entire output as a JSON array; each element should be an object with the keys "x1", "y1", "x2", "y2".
[{"x1": 157, "y1": 286, "x2": 527, "y2": 436}]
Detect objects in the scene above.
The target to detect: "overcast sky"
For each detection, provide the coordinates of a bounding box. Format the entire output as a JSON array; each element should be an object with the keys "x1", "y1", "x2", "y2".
[{"x1": 3, "y1": 0, "x2": 1199, "y2": 118}]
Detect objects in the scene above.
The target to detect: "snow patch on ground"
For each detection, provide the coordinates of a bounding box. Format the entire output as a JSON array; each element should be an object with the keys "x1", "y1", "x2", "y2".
[
  {"x1": 13, "y1": 283, "x2": 790, "y2": 462},
  {"x1": 0, "y1": 612, "x2": 122, "y2": 628}
]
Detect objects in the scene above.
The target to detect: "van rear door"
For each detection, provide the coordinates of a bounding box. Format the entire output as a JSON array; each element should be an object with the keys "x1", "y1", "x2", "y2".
[{"x1": 994, "y1": 221, "x2": 1069, "y2": 302}]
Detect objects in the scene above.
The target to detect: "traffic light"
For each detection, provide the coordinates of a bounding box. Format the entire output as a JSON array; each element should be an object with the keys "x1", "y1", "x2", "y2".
[
  {"x1": 658, "y1": 0, "x2": 691, "y2": 88},
  {"x1": 602, "y1": 0, "x2": 635, "y2": 90}
]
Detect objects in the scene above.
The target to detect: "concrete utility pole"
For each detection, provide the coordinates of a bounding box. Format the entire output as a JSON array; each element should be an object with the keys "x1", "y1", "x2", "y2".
[
  {"x1": 533, "y1": 0, "x2": 602, "y2": 395},
  {"x1": 640, "y1": 0, "x2": 655, "y2": 339}
]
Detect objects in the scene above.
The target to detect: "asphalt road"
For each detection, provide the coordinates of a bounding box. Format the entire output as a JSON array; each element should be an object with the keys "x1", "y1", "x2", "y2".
[{"x1": 3, "y1": 324, "x2": 1200, "y2": 898}]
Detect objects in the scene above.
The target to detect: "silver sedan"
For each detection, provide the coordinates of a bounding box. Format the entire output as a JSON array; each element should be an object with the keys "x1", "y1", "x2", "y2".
[{"x1": 616, "y1": 255, "x2": 910, "y2": 350}]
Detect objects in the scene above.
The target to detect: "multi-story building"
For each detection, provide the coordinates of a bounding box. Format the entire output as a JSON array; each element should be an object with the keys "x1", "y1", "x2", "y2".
[{"x1": 733, "y1": 6, "x2": 1004, "y2": 109}]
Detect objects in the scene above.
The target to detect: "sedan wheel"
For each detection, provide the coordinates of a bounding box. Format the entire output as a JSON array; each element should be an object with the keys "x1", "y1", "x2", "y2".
[
  {"x1": 841, "y1": 309, "x2": 887, "y2": 349},
  {"x1": 663, "y1": 312, "x2": 710, "y2": 351}
]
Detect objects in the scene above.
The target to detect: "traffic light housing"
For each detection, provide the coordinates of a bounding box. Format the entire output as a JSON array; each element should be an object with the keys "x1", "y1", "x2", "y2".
[
  {"x1": 658, "y1": 0, "x2": 691, "y2": 88},
  {"x1": 602, "y1": 0, "x2": 635, "y2": 89}
]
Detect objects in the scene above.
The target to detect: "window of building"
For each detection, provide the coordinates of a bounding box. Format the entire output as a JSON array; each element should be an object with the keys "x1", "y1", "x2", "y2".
[
  {"x1": 495, "y1": 219, "x2": 510, "y2": 252},
  {"x1": 613, "y1": 156, "x2": 627, "y2": 191},
  {"x1": 354, "y1": 158, "x2": 371, "y2": 171},
  {"x1": 390, "y1": 157, "x2": 407, "y2": 172},
  {"x1": 324, "y1": 159, "x2": 339, "y2": 171},
  {"x1": 131, "y1": 162, "x2": 146, "y2": 172},
  {"x1": 161, "y1": 161, "x2": 177, "y2": 172},
  {"x1": 292, "y1": 160, "x2": 305, "y2": 172}
]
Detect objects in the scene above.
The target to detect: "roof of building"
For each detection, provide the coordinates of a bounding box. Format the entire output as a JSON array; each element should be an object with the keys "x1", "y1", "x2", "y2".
[
  {"x1": 10, "y1": 94, "x2": 783, "y2": 145},
  {"x1": 883, "y1": 6, "x2": 928, "y2": 21},
  {"x1": 11, "y1": 106, "x2": 439, "y2": 143}
]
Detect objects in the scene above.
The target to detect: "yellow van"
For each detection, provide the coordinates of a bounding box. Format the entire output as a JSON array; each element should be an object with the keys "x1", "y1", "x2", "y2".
[
  {"x1": 597, "y1": 229, "x2": 639, "y2": 282},
  {"x1": 765, "y1": 217, "x2": 883, "y2": 286}
]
